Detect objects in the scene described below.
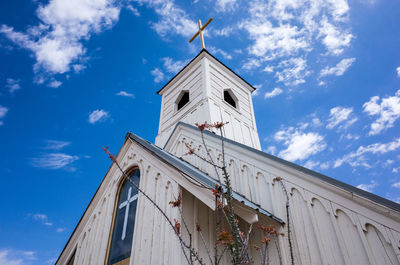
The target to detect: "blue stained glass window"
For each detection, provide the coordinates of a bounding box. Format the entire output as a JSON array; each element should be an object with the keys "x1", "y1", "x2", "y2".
[{"x1": 107, "y1": 169, "x2": 140, "y2": 265}]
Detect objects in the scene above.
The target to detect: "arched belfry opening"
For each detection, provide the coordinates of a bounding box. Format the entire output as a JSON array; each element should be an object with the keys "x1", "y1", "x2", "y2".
[
  {"x1": 176, "y1": 90, "x2": 189, "y2": 111},
  {"x1": 224, "y1": 89, "x2": 238, "y2": 109}
]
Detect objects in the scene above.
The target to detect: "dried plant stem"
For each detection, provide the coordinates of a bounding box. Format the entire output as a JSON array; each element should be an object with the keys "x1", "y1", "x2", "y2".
[
  {"x1": 216, "y1": 246, "x2": 228, "y2": 265},
  {"x1": 192, "y1": 150, "x2": 224, "y2": 169},
  {"x1": 200, "y1": 130, "x2": 223, "y2": 184},
  {"x1": 276, "y1": 179, "x2": 294, "y2": 265},
  {"x1": 198, "y1": 228, "x2": 214, "y2": 265},
  {"x1": 265, "y1": 243, "x2": 270, "y2": 265},
  {"x1": 273, "y1": 235, "x2": 283, "y2": 265}
]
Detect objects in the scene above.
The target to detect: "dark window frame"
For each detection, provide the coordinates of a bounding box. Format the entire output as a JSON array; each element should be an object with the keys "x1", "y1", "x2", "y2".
[
  {"x1": 223, "y1": 89, "x2": 238, "y2": 109},
  {"x1": 176, "y1": 90, "x2": 190, "y2": 111}
]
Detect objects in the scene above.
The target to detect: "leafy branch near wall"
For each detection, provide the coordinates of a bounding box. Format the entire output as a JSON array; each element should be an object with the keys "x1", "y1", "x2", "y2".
[{"x1": 103, "y1": 121, "x2": 294, "y2": 265}]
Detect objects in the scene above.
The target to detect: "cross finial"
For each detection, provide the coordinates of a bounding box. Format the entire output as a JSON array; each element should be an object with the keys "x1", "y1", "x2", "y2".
[{"x1": 189, "y1": 18, "x2": 213, "y2": 49}]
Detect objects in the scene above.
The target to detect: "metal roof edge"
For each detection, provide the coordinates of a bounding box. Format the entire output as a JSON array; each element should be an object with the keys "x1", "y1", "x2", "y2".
[
  {"x1": 128, "y1": 132, "x2": 283, "y2": 224},
  {"x1": 168, "y1": 122, "x2": 400, "y2": 213}
]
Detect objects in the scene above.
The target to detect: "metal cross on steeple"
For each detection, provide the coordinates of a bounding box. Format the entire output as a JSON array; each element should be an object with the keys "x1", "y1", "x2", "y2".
[{"x1": 189, "y1": 18, "x2": 213, "y2": 49}]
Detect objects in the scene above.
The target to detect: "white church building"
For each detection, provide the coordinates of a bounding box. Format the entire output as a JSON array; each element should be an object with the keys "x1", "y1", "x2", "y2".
[{"x1": 55, "y1": 49, "x2": 400, "y2": 265}]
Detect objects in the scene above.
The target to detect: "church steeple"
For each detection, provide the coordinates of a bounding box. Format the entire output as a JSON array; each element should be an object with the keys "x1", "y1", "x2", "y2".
[{"x1": 155, "y1": 49, "x2": 261, "y2": 150}]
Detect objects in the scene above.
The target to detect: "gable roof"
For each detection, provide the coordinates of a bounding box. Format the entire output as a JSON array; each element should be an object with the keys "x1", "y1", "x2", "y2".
[
  {"x1": 127, "y1": 132, "x2": 284, "y2": 224},
  {"x1": 156, "y1": 49, "x2": 256, "y2": 95},
  {"x1": 164, "y1": 122, "x2": 400, "y2": 213}
]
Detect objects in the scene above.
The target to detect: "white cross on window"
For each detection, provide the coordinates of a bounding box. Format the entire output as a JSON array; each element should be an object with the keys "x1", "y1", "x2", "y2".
[{"x1": 118, "y1": 187, "x2": 138, "y2": 240}]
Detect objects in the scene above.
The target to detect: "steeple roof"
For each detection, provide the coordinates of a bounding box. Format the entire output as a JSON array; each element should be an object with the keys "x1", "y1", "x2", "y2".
[{"x1": 156, "y1": 49, "x2": 256, "y2": 95}]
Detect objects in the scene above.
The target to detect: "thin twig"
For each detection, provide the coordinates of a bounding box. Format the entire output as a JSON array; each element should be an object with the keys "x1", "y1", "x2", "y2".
[
  {"x1": 200, "y1": 130, "x2": 223, "y2": 184},
  {"x1": 276, "y1": 179, "x2": 294, "y2": 265},
  {"x1": 216, "y1": 246, "x2": 228, "y2": 265},
  {"x1": 218, "y1": 127, "x2": 227, "y2": 169},
  {"x1": 192, "y1": 151, "x2": 224, "y2": 169},
  {"x1": 273, "y1": 235, "x2": 283, "y2": 265},
  {"x1": 265, "y1": 243, "x2": 270, "y2": 265},
  {"x1": 240, "y1": 224, "x2": 253, "y2": 262},
  {"x1": 198, "y1": 228, "x2": 214, "y2": 265}
]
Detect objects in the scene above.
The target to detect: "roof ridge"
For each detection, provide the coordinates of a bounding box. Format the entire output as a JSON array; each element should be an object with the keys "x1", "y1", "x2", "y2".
[
  {"x1": 163, "y1": 122, "x2": 400, "y2": 213},
  {"x1": 128, "y1": 132, "x2": 284, "y2": 224}
]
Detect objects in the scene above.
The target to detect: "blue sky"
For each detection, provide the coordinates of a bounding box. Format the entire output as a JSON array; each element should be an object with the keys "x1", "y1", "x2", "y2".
[{"x1": 0, "y1": 0, "x2": 399, "y2": 264}]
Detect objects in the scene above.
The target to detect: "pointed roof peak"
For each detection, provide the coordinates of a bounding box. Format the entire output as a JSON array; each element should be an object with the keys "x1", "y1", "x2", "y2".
[{"x1": 156, "y1": 49, "x2": 256, "y2": 95}]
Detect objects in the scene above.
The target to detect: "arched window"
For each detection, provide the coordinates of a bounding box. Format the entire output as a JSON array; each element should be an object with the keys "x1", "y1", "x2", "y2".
[{"x1": 106, "y1": 169, "x2": 140, "y2": 265}]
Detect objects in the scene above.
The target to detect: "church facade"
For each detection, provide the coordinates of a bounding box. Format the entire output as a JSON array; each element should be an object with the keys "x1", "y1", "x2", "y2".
[{"x1": 55, "y1": 49, "x2": 400, "y2": 265}]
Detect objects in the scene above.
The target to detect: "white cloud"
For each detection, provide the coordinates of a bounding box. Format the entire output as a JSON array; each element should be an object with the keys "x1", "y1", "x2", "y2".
[
  {"x1": 304, "y1": 160, "x2": 319, "y2": 169},
  {"x1": 88, "y1": 109, "x2": 109, "y2": 124},
  {"x1": 44, "y1": 140, "x2": 70, "y2": 150},
  {"x1": 151, "y1": 68, "x2": 165, "y2": 83},
  {"x1": 135, "y1": 0, "x2": 197, "y2": 39},
  {"x1": 127, "y1": 4, "x2": 140, "y2": 16},
  {"x1": 31, "y1": 153, "x2": 79, "y2": 170},
  {"x1": 47, "y1": 79, "x2": 62, "y2": 88},
  {"x1": 312, "y1": 117, "x2": 322, "y2": 126},
  {"x1": 252, "y1": 84, "x2": 262, "y2": 97},
  {"x1": 116, "y1": 91, "x2": 135, "y2": 98},
  {"x1": 161, "y1": 57, "x2": 188, "y2": 74},
  {"x1": 397, "y1": 66, "x2": 400, "y2": 77},
  {"x1": 72, "y1": 64, "x2": 86, "y2": 73},
  {"x1": 341, "y1": 133, "x2": 360, "y2": 140},
  {"x1": 238, "y1": 0, "x2": 353, "y2": 86},
  {"x1": 357, "y1": 180, "x2": 377, "y2": 192},
  {"x1": 212, "y1": 26, "x2": 234, "y2": 37},
  {"x1": 0, "y1": 105, "x2": 8, "y2": 126},
  {"x1": 274, "y1": 126, "x2": 326, "y2": 162},
  {"x1": 241, "y1": 16, "x2": 308, "y2": 59},
  {"x1": 47, "y1": 258, "x2": 57, "y2": 264},
  {"x1": 242, "y1": 58, "x2": 261, "y2": 70},
  {"x1": 0, "y1": 105, "x2": 8, "y2": 119},
  {"x1": 326, "y1": 106, "x2": 357, "y2": 130},
  {"x1": 363, "y1": 89, "x2": 400, "y2": 135},
  {"x1": 0, "y1": 249, "x2": 36, "y2": 265},
  {"x1": 6, "y1": 78, "x2": 21, "y2": 93},
  {"x1": 392, "y1": 182, "x2": 400, "y2": 188},
  {"x1": 32, "y1": 213, "x2": 48, "y2": 221},
  {"x1": 264, "y1": 87, "x2": 283, "y2": 99},
  {"x1": 56, "y1": 227, "x2": 66, "y2": 233},
  {"x1": 0, "y1": 0, "x2": 120, "y2": 81},
  {"x1": 240, "y1": 0, "x2": 352, "y2": 58},
  {"x1": 0, "y1": 251, "x2": 22, "y2": 265},
  {"x1": 320, "y1": 161, "x2": 331, "y2": 169},
  {"x1": 320, "y1": 58, "x2": 355, "y2": 77},
  {"x1": 275, "y1": 57, "x2": 310, "y2": 86},
  {"x1": 264, "y1": 66, "x2": 274, "y2": 73},
  {"x1": 216, "y1": 0, "x2": 237, "y2": 12},
  {"x1": 265, "y1": 146, "x2": 277, "y2": 155},
  {"x1": 32, "y1": 213, "x2": 53, "y2": 226},
  {"x1": 334, "y1": 137, "x2": 400, "y2": 168},
  {"x1": 208, "y1": 46, "x2": 232, "y2": 60},
  {"x1": 319, "y1": 18, "x2": 353, "y2": 55}
]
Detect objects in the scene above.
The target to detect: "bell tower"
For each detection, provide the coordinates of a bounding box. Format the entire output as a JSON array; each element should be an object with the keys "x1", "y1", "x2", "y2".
[{"x1": 155, "y1": 49, "x2": 261, "y2": 150}]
